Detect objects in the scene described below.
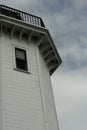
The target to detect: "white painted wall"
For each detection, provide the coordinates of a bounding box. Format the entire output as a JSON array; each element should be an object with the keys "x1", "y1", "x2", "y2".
[
  {"x1": 0, "y1": 32, "x2": 59, "y2": 130},
  {"x1": 0, "y1": 34, "x2": 3, "y2": 130},
  {"x1": 1, "y1": 33, "x2": 46, "y2": 130},
  {"x1": 36, "y1": 46, "x2": 59, "y2": 130}
]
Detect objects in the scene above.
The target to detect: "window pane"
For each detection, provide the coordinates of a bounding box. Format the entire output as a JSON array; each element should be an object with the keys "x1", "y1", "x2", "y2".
[
  {"x1": 16, "y1": 59, "x2": 27, "y2": 70},
  {"x1": 16, "y1": 49, "x2": 25, "y2": 60}
]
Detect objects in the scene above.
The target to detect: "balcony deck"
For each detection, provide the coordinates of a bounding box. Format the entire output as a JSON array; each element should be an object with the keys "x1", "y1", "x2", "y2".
[{"x1": 0, "y1": 5, "x2": 45, "y2": 28}]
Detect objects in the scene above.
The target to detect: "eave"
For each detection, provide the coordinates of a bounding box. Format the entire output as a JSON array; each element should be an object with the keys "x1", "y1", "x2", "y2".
[{"x1": 0, "y1": 14, "x2": 62, "y2": 75}]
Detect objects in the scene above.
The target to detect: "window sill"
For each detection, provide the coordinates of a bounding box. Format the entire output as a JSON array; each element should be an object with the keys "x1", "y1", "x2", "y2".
[{"x1": 14, "y1": 68, "x2": 31, "y2": 74}]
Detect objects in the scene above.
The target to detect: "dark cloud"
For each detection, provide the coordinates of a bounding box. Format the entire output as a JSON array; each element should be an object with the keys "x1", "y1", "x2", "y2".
[{"x1": 57, "y1": 0, "x2": 74, "y2": 11}]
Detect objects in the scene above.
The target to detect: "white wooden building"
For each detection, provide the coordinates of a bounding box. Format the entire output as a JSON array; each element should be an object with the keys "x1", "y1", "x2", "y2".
[{"x1": 0, "y1": 5, "x2": 62, "y2": 130}]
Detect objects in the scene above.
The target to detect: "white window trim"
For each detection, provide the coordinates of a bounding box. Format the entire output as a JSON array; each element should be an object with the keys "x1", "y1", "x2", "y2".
[{"x1": 12, "y1": 44, "x2": 31, "y2": 74}]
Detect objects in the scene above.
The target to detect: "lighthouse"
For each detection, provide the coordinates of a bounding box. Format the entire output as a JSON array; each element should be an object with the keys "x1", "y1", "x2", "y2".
[{"x1": 0, "y1": 5, "x2": 62, "y2": 130}]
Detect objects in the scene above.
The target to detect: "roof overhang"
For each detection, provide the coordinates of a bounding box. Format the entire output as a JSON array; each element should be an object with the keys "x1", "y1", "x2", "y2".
[{"x1": 0, "y1": 14, "x2": 62, "y2": 75}]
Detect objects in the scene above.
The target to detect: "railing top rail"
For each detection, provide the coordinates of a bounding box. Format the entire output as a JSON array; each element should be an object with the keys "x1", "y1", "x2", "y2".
[
  {"x1": 0, "y1": 4, "x2": 45, "y2": 28},
  {"x1": 0, "y1": 5, "x2": 41, "y2": 19}
]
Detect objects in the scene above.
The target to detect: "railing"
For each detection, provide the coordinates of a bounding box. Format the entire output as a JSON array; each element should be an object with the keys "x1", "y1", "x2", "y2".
[{"x1": 0, "y1": 5, "x2": 45, "y2": 28}]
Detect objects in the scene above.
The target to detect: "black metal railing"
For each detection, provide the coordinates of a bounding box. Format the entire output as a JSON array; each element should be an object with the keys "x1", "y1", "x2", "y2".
[{"x1": 0, "y1": 5, "x2": 45, "y2": 28}]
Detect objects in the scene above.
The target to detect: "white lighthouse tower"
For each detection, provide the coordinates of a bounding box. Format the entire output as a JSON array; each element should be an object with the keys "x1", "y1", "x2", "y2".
[{"x1": 0, "y1": 5, "x2": 62, "y2": 130}]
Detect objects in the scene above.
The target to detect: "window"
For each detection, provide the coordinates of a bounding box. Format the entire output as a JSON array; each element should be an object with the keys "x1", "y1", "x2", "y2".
[{"x1": 15, "y1": 48, "x2": 28, "y2": 71}]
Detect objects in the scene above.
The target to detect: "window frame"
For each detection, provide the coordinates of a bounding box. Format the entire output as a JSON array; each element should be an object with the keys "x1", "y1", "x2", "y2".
[{"x1": 13, "y1": 45, "x2": 30, "y2": 74}]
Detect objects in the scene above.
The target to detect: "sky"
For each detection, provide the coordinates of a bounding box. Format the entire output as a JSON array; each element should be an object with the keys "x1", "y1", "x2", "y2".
[{"x1": 1, "y1": 0, "x2": 87, "y2": 130}]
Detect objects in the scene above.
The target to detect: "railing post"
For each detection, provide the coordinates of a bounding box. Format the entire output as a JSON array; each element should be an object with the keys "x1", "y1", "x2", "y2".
[{"x1": 40, "y1": 18, "x2": 45, "y2": 27}]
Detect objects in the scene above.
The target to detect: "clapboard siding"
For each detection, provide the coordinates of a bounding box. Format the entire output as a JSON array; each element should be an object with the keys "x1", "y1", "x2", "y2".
[
  {"x1": 1, "y1": 33, "x2": 46, "y2": 130},
  {"x1": 0, "y1": 31, "x2": 59, "y2": 130},
  {"x1": 36, "y1": 47, "x2": 59, "y2": 130},
  {"x1": 0, "y1": 34, "x2": 3, "y2": 130}
]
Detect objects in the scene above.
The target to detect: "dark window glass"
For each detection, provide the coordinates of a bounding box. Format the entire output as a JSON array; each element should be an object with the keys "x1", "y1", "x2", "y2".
[{"x1": 15, "y1": 48, "x2": 28, "y2": 71}]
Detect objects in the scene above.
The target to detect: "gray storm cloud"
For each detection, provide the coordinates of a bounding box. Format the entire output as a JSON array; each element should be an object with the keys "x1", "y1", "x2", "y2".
[{"x1": 1, "y1": 0, "x2": 87, "y2": 130}]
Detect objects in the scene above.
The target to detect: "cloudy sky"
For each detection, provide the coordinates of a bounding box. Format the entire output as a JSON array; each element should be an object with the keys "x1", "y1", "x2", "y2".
[{"x1": 1, "y1": 0, "x2": 87, "y2": 130}]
